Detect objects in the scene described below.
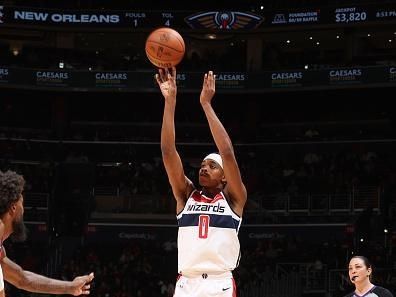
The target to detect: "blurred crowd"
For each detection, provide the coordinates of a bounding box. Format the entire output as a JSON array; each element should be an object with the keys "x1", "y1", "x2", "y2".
[
  {"x1": 4, "y1": 229, "x2": 396, "y2": 297},
  {"x1": 1, "y1": 86, "x2": 396, "y2": 297}
]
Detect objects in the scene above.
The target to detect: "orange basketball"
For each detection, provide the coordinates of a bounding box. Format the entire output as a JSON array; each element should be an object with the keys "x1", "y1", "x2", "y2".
[{"x1": 145, "y1": 27, "x2": 185, "y2": 68}]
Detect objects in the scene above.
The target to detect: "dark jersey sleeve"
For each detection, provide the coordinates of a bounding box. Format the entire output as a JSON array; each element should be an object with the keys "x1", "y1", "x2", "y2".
[{"x1": 373, "y1": 286, "x2": 394, "y2": 297}]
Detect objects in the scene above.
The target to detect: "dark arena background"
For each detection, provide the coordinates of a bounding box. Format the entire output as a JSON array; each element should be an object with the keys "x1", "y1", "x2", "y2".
[{"x1": 1, "y1": 0, "x2": 396, "y2": 296}]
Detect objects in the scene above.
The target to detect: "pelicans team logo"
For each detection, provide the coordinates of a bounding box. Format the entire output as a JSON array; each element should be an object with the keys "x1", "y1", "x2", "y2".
[{"x1": 185, "y1": 11, "x2": 264, "y2": 30}]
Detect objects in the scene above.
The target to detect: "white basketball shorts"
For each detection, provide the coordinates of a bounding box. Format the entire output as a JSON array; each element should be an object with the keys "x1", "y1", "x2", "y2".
[{"x1": 174, "y1": 273, "x2": 236, "y2": 297}]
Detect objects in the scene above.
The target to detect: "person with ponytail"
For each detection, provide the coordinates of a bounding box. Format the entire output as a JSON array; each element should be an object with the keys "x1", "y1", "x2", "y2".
[{"x1": 344, "y1": 256, "x2": 393, "y2": 297}]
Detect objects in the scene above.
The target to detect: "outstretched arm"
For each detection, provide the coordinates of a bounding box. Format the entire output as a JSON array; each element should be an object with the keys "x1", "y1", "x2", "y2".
[
  {"x1": 1, "y1": 256, "x2": 94, "y2": 295},
  {"x1": 156, "y1": 68, "x2": 193, "y2": 213},
  {"x1": 200, "y1": 71, "x2": 247, "y2": 216}
]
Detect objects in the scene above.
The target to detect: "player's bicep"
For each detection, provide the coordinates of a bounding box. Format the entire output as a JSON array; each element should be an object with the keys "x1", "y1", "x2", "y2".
[
  {"x1": 1, "y1": 257, "x2": 24, "y2": 287},
  {"x1": 222, "y1": 153, "x2": 247, "y2": 210}
]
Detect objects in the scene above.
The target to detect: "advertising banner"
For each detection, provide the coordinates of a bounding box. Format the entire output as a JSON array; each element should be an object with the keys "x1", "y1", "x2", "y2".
[{"x1": 0, "y1": 67, "x2": 395, "y2": 92}]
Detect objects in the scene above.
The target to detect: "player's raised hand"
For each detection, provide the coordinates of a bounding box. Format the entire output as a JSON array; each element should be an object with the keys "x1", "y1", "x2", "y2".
[
  {"x1": 156, "y1": 67, "x2": 177, "y2": 103},
  {"x1": 200, "y1": 71, "x2": 216, "y2": 106}
]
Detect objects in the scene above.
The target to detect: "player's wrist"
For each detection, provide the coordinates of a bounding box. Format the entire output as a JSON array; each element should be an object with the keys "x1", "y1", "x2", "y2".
[
  {"x1": 200, "y1": 101, "x2": 212, "y2": 108},
  {"x1": 164, "y1": 99, "x2": 176, "y2": 108},
  {"x1": 165, "y1": 95, "x2": 176, "y2": 101}
]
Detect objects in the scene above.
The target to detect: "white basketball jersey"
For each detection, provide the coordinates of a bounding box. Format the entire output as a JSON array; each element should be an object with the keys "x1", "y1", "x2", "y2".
[
  {"x1": 176, "y1": 190, "x2": 242, "y2": 275},
  {"x1": 0, "y1": 264, "x2": 3, "y2": 291}
]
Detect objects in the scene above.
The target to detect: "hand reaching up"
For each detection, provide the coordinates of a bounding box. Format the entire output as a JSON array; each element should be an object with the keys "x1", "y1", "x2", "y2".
[
  {"x1": 156, "y1": 67, "x2": 177, "y2": 104},
  {"x1": 200, "y1": 71, "x2": 216, "y2": 106}
]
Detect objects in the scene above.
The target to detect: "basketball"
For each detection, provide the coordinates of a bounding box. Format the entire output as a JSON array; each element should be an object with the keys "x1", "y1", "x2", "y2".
[{"x1": 145, "y1": 27, "x2": 185, "y2": 68}]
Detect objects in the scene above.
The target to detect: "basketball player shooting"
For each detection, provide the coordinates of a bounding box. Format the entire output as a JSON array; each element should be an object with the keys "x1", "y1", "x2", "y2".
[{"x1": 156, "y1": 67, "x2": 247, "y2": 297}]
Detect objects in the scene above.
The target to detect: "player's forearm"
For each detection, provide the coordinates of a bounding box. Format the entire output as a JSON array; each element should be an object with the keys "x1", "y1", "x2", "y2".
[
  {"x1": 18, "y1": 271, "x2": 72, "y2": 294},
  {"x1": 201, "y1": 102, "x2": 234, "y2": 154},
  {"x1": 161, "y1": 101, "x2": 177, "y2": 154}
]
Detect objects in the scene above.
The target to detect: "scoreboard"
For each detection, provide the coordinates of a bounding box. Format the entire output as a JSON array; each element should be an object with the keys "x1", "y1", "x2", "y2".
[{"x1": 0, "y1": 4, "x2": 395, "y2": 30}]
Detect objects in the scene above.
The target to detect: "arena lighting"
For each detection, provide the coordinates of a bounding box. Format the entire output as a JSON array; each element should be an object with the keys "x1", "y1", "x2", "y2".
[
  {"x1": 367, "y1": 33, "x2": 371, "y2": 37},
  {"x1": 304, "y1": 65, "x2": 309, "y2": 69},
  {"x1": 59, "y1": 61, "x2": 64, "y2": 69},
  {"x1": 260, "y1": 5, "x2": 264, "y2": 10},
  {"x1": 309, "y1": 36, "x2": 313, "y2": 40},
  {"x1": 206, "y1": 34, "x2": 216, "y2": 40},
  {"x1": 316, "y1": 41, "x2": 320, "y2": 45},
  {"x1": 12, "y1": 49, "x2": 19, "y2": 56},
  {"x1": 360, "y1": 238, "x2": 364, "y2": 242},
  {"x1": 336, "y1": 35, "x2": 340, "y2": 39},
  {"x1": 389, "y1": 39, "x2": 393, "y2": 43},
  {"x1": 286, "y1": 39, "x2": 290, "y2": 44},
  {"x1": 384, "y1": 229, "x2": 388, "y2": 233}
]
